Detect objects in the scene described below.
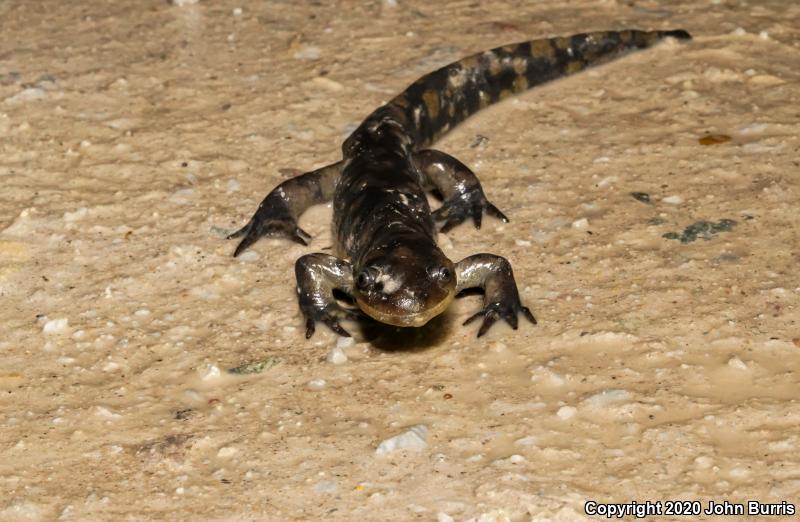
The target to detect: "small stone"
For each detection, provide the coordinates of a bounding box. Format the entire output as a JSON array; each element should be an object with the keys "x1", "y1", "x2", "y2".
[
  {"x1": 336, "y1": 335, "x2": 354, "y2": 349},
  {"x1": 310, "y1": 76, "x2": 344, "y2": 92},
  {"x1": 698, "y1": 134, "x2": 732, "y2": 145},
  {"x1": 294, "y1": 46, "x2": 320, "y2": 60},
  {"x1": 729, "y1": 467, "x2": 750, "y2": 479},
  {"x1": 313, "y1": 480, "x2": 337, "y2": 493},
  {"x1": 571, "y1": 218, "x2": 589, "y2": 229},
  {"x1": 376, "y1": 425, "x2": 428, "y2": 455},
  {"x1": 64, "y1": 207, "x2": 88, "y2": 221},
  {"x1": 727, "y1": 356, "x2": 748, "y2": 370},
  {"x1": 488, "y1": 341, "x2": 507, "y2": 353},
  {"x1": 217, "y1": 446, "x2": 238, "y2": 458},
  {"x1": 237, "y1": 250, "x2": 259, "y2": 262},
  {"x1": 200, "y1": 365, "x2": 221, "y2": 381},
  {"x1": 227, "y1": 356, "x2": 283, "y2": 375},
  {"x1": 4, "y1": 87, "x2": 46, "y2": 105},
  {"x1": 584, "y1": 389, "x2": 632, "y2": 407},
  {"x1": 556, "y1": 406, "x2": 577, "y2": 420},
  {"x1": 327, "y1": 346, "x2": 348, "y2": 365},
  {"x1": 307, "y1": 379, "x2": 326, "y2": 390},
  {"x1": 514, "y1": 435, "x2": 537, "y2": 447},
  {"x1": 662, "y1": 195, "x2": 684, "y2": 205},
  {"x1": 95, "y1": 406, "x2": 121, "y2": 419},
  {"x1": 694, "y1": 456, "x2": 713, "y2": 469},
  {"x1": 43, "y1": 318, "x2": 69, "y2": 334},
  {"x1": 102, "y1": 361, "x2": 120, "y2": 372}
]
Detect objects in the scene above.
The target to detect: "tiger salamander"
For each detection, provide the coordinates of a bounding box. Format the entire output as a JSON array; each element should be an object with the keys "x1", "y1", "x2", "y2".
[{"x1": 229, "y1": 29, "x2": 691, "y2": 338}]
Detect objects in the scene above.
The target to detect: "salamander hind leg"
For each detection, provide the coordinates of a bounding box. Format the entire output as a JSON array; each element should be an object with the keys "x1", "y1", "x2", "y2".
[
  {"x1": 295, "y1": 253, "x2": 361, "y2": 338},
  {"x1": 228, "y1": 161, "x2": 343, "y2": 256},
  {"x1": 455, "y1": 254, "x2": 536, "y2": 337},
  {"x1": 414, "y1": 149, "x2": 508, "y2": 233}
]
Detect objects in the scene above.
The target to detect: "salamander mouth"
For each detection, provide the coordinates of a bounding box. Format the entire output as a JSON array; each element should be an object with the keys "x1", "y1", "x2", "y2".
[{"x1": 356, "y1": 292, "x2": 455, "y2": 327}]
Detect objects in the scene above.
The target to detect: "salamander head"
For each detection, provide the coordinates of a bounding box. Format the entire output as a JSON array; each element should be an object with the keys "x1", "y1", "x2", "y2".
[{"x1": 353, "y1": 244, "x2": 456, "y2": 327}]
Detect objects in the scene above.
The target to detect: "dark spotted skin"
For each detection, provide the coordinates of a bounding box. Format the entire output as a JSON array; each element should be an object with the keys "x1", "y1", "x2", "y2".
[{"x1": 229, "y1": 29, "x2": 691, "y2": 338}]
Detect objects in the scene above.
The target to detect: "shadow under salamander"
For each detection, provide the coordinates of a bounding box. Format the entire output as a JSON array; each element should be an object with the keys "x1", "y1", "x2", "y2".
[{"x1": 357, "y1": 312, "x2": 453, "y2": 352}]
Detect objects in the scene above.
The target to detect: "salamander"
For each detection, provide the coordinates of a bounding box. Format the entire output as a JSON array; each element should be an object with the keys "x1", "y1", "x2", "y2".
[{"x1": 228, "y1": 29, "x2": 692, "y2": 338}]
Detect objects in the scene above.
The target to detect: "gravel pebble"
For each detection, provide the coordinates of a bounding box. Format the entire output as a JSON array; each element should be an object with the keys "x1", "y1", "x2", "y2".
[
  {"x1": 376, "y1": 425, "x2": 428, "y2": 455},
  {"x1": 556, "y1": 406, "x2": 577, "y2": 420},
  {"x1": 43, "y1": 318, "x2": 69, "y2": 334},
  {"x1": 327, "y1": 346, "x2": 348, "y2": 364}
]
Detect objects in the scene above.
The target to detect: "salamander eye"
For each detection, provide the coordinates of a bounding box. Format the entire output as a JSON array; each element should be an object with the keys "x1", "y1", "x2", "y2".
[
  {"x1": 356, "y1": 268, "x2": 377, "y2": 290},
  {"x1": 428, "y1": 265, "x2": 452, "y2": 283}
]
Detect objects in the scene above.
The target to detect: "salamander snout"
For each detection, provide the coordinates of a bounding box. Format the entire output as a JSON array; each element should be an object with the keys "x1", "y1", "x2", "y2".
[{"x1": 353, "y1": 251, "x2": 456, "y2": 327}]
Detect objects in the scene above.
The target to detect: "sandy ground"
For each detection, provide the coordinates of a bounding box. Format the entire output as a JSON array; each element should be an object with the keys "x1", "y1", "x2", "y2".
[{"x1": 1, "y1": 0, "x2": 799, "y2": 520}]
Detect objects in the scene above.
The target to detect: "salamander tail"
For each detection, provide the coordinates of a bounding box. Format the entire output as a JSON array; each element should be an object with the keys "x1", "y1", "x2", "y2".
[{"x1": 382, "y1": 29, "x2": 692, "y2": 147}]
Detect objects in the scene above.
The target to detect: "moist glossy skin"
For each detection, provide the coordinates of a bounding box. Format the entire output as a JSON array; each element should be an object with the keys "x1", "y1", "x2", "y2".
[{"x1": 228, "y1": 29, "x2": 692, "y2": 338}]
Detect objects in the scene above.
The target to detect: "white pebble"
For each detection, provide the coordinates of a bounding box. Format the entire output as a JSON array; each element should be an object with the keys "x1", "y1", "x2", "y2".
[
  {"x1": 662, "y1": 195, "x2": 683, "y2": 205},
  {"x1": 514, "y1": 239, "x2": 531, "y2": 247},
  {"x1": 437, "y1": 513, "x2": 455, "y2": 522},
  {"x1": 237, "y1": 250, "x2": 259, "y2": 262},
  {"x1": 310, "y1": 76, "x2": 344, "y2": 92},
  {"x1": 170, "y1": 188, "x2": 194, "y2": 203},
  {"x1": 307, "y1": 378, "x2": 326, "y2": 389},
  {"x1": 294, "y1": 46, "x2": 321, "y2": 60},
  {"x1": 327, "y1": 346, "x2": 348, "y2": 365},
  {"x1": 476, "y1": 510, "x2": 511, "y2": 522},
  {"x1": 738, "y1": 122, "x2": 768, "y2": 134},
  {"x1": 729, "y1": 467, "x2": 750, "y2": 479},
  {"x1": 200, "y1": 364, "x2": 221, "y2": 381},
  {"x1": 556, "y1": 405, "x2": 577, "y2": 420},
  {"x1": 336, "y1": 336, "x2": 355, "y2": 350},
  {"x1": 232, "y1": 7, "x2": 243, "y2": 16},
  {"x1": 95, "y1": 406, "x2": 121, "y2": 419},
  {"x1": 596, "y1": 175, "x2": 617, "y2": 188},
  {"x1": 313, "y1": 480, "x2": 337, "y2": 493},
  {"x1": 226, "y1": 179, "x2": 240, "y2": 192},
  {"x1": 514, "y1": 435, "x2": 538, "y2": 447},
  {"x1": 584, "y1": 389, "x2": 632, "y2": 407},
  {"x1": 4, "y1": 87, "x2": 46, "y2": 105},
  {"x1": 571, "y1": 218, "x2": 589, "y2": 229},
  {"x1": 1, "y1": 500, "x2": 42, "y2": 520},
  {"x1": 727, "y1": 356, "x2": 748, "y2": 370},
  {"x1": 43, "y1": 318, "x2": 69, "y2": 334},
  {"x1": 217, "y1": 446, "x2": 238, "y2": 458},
  {"x1": 63, "y1": 207, "x2": 88, "y2": 222},
  {"x1": 375, "y1": 425, "x2": 428, "y2": 455},
  {"x1": 134, "y1": 309, "x2": 150, "y2": 317}
]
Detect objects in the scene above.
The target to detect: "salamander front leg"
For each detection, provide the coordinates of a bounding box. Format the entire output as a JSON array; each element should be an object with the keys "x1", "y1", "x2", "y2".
[
  {"x1": 295, "y1": 253, "x2": 360, "y2": 338},
  {"x1": 228, "y1": 161, "x2": 343, "y2": 256},
  {"x1": 455, "y1": 254, "x2": 536, "y2": 337},
  {"x1": 413, "y1": 149, "x2": 508, "y2": 233}
]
